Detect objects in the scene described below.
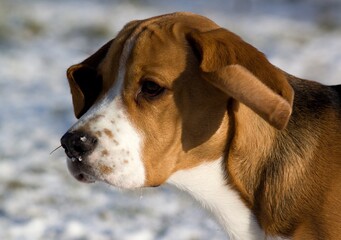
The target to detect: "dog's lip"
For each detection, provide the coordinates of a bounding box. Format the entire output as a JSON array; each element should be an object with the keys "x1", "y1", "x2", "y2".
[
  {"x1": 66, "y1": 158, "x2": 97, "y2": 183},
  {"x1": 75, "y1": 172, "x2": 96, "y2": 183}
]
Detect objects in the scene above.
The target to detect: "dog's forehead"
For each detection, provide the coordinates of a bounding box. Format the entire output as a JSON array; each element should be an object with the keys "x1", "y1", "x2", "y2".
[
  {"x1": 98, "y1": 12, "x2": 220, "y2": 91},
  {"x1": 100, "y1": 12, "x2": 219, "y2": 74}
]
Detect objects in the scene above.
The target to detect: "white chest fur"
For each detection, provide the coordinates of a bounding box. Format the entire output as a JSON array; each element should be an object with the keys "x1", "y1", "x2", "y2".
[{"x1": 168, "y1": 159, "x2": 272, "y2": 240}]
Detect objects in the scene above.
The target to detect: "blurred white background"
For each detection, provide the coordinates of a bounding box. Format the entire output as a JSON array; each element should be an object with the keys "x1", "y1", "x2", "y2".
[{"x1": 0, "y1": 0, "x2": 340, "y2": 239}]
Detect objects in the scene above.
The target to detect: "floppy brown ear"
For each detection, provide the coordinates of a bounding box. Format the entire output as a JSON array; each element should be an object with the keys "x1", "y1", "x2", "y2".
[
  {"x1": 66, "y1": 40, "x2": 113, "y2": 118},
  {"x1": 186, "y1": 28, "x2": 294, "y2": 130}
]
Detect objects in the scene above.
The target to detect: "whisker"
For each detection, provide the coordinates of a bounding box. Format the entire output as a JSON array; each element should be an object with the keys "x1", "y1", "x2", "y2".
[
  {"x1": 50, "y1": 145, "x2": 63, "y2": 155},
  {"x1": 139, "y1": 188, "x2": 144, "y2": 200}
]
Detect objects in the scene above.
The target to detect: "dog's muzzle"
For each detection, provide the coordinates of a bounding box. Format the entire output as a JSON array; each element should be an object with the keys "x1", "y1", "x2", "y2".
[{"x1": 61, "y1": 131, "x2": 98, "y2": 183}]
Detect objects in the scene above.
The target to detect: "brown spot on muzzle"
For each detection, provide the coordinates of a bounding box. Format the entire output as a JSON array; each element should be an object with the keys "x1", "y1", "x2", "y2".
[
  {"x1": 91, "y1": 114, "x2": 105, "y2": 122},
  {"x1": 101, "y1": 150, "x2": 109, "y2": 156},
  {"x1": 99, "y1": 164, "x2": 113, "y2": 175},
  {"x1": 104, "y1": 128, "x2": 114, "y2": 138}
]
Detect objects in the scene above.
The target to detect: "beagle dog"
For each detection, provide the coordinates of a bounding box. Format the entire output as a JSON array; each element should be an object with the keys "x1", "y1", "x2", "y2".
[{"x1": 61, "y1": 12, "x2": 341, "y2": 240}]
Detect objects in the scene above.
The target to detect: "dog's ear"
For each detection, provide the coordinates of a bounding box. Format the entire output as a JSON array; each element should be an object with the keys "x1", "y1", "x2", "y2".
[
  {"x1": 66, "y1": 40, "x2": 113, "y2": 118},
  {"x1": 186, "y1": 28, "x2": 294, "y2": 130}
]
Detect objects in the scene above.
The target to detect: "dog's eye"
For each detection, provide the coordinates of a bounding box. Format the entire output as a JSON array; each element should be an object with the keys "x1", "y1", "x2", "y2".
[{"x1": 140, "y1": 81, "x2": 165, "y2": 99}]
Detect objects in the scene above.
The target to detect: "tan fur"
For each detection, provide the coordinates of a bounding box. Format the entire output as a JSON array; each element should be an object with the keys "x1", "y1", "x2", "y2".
[
  {"x1": 202, "y1": 65, "x2": 292, "y2": 129},
  {"x1": 227, "y1": 78, "x2": 341, "y2": 238},
  {"x1": 66, "y1": 12, "x2": 341, "y2": 239}
]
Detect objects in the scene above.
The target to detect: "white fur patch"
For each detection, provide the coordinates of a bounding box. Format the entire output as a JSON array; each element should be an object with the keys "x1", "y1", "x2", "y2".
[
  {"x1": 168, "y1": 159, "x2": 268, "y2": 240},
  {"x1": 84, "y1": 97, "x2": 145, "y2": 189},
  {"x1": 68, "y1": 33, "x2": 146, "y2": 189}
]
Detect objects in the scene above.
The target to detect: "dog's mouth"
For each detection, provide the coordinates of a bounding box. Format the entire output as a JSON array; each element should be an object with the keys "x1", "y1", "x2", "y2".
[{"x1": 66, "y1": 158, "x2": 97, "y2": 183}]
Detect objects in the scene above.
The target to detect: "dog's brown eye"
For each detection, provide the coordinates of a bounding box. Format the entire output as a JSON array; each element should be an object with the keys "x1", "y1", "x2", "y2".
[{"x1": 141, "y1": 81, "x2": 165, "y2": 98}]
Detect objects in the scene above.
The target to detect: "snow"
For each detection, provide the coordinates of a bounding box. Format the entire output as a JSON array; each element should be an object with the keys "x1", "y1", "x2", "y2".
[{"x1": 0, "y1": 0, "x2": 340, "y2": 239}]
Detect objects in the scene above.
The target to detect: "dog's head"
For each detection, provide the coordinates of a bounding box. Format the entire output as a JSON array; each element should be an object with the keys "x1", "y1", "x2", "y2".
[{"x1": 61, "y1": 12, "x2": 294, "y2": 188}]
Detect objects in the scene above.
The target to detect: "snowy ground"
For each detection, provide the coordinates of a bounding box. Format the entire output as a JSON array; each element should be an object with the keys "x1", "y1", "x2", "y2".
[{"x1": 0, "y1": 0, "x2": 340, "y2": 239}]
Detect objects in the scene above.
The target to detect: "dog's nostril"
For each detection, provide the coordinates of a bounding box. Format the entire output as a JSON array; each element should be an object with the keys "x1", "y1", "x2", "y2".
[{"x1": 60, "y1": 131, "x2": 97, "y2": 159}]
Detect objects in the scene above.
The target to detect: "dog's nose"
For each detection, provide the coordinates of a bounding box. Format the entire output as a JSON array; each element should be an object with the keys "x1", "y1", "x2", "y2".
[{"x1": 60, "y1": 131, "x2": 97, "y2": 160}]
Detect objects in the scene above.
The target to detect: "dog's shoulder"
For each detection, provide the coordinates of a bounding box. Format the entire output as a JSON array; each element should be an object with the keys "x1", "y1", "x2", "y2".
[
  {"x1": 331, "y1": 84, "x2": 341, "y2": 94},
  {"x1": 286, "y1": 74, "x2": 341, "y2": 121},
  {"x1": 331, "y1": 84, "x2": 341, "y2": 105}
]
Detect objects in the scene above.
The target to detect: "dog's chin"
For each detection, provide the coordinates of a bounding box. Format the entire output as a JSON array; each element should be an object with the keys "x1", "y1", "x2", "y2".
[
  {"x1": 66, "y1": 156, "x2": 146, "y2": 189},
  {"x1": 66, "y1": 158, "x2": 97, "y2": 183}
]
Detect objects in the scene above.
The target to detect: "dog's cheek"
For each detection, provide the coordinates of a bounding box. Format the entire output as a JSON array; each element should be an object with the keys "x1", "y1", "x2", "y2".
[{"x1": 102, "y1": 136, "x2": 146, "y2": 189}]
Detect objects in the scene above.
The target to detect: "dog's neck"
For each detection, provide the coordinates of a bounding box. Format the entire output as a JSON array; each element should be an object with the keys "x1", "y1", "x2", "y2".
[
  {"x1": 227, "y1": 102, "x2": 278, "y2": 207},
  {"x1": 225, "y1": 99, "x2": 318, "y2": 238},
  {"x1": 168, "y1": 159, "x2": 267, "y2": 240},
  {"x1": 168, "y1": 103, "x2": 288, "y2": 240}
]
